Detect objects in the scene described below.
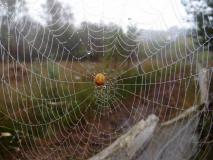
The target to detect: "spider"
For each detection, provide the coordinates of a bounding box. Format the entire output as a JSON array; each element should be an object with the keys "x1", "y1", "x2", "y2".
[{"x1": 94, "y1": 73, "x2": 106, "y2": 86}]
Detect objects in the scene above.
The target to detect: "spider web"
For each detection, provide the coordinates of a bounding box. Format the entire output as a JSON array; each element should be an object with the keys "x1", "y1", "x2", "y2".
[{"x1": 0, "y1": 0, "x2": 212, "y2": 159}]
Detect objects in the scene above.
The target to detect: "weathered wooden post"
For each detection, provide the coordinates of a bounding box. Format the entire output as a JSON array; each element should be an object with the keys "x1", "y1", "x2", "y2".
[
  {"x1": 88, "y1": 115, "x2": 159, "y2": 160},
  {"x1": 198, "y1": 67, "x2": 210, "y2": 104}
]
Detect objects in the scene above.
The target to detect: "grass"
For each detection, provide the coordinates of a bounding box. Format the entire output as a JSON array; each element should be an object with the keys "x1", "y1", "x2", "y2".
[{"x1": 0, "y1": 52, "x2": 204, "y2": 158}]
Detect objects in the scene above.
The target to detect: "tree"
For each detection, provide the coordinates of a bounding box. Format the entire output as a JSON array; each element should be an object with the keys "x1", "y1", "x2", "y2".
[
  {"x1": 182, "y1": 0, "x2": 213, "y2": 50},
  {"x1": 0, "y1": 0, "x2": 27, "y2": 61},
  {"x1": 43, "y1": 0, "x2": 78, "y2": 60}
]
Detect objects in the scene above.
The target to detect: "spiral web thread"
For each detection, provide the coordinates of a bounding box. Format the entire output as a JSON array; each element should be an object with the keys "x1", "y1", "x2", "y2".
[{"x1": 0, "y1": 0, "x2": 212, "y2": 159}]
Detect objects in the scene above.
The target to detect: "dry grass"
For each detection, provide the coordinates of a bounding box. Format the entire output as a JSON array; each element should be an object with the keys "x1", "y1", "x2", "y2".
[{"x1": 0, "y1": 58, "x2": 202, "y2": 159}]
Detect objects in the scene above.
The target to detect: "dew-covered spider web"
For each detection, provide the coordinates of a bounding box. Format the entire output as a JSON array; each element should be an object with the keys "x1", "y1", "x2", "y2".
[{"x1": 0, "y1": 0, "x2": 213, "y2": 159}]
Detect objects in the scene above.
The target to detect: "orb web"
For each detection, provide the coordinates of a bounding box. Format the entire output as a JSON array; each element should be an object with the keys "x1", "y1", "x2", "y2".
[{"x1": 0, "y1": 0, "x2": 212, "y2": 159}]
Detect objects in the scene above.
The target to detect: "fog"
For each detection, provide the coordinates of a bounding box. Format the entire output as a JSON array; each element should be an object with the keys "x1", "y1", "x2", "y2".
[{"x1": 26, "y1": 0, "x2": 188, "y2": 30}]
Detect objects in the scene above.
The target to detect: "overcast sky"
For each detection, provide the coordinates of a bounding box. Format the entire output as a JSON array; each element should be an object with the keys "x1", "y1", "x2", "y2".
[{"x1": 26, "y1": 0, "x2": 188, "y2": 30}]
